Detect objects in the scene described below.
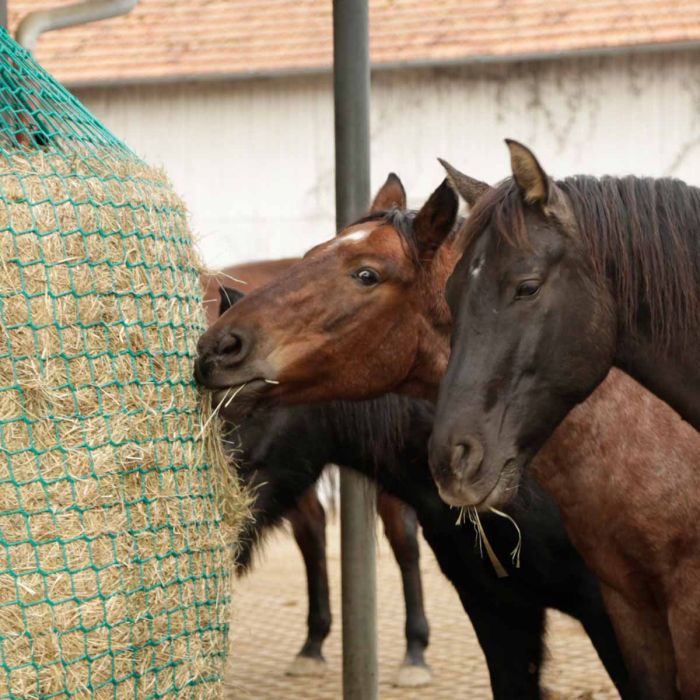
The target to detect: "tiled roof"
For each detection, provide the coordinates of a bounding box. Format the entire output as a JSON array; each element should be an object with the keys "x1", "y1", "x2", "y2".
[{"x1": 8, "y1": 1, "x2": 700, "y2": 86}]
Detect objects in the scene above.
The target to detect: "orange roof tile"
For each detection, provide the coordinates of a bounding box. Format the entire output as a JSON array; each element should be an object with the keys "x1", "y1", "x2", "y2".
[{"x1": 8, "y1": 0, "x2": 700, "y2": 86}]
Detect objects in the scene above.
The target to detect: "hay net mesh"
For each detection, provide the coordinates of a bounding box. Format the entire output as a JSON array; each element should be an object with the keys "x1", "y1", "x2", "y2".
[{"x1": 0, "y1": 29, "x2": 240, "y2": 699}]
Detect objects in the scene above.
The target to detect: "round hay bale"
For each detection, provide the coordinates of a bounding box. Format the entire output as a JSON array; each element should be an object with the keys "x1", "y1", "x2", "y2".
[{"x1": 0, "y1": 30, "x2": 246, "y2": 698}]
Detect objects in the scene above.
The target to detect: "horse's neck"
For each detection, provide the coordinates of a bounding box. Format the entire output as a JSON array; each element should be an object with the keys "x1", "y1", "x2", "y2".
[
  {"x1": 397, "y1": 332, "x2": 446, "y2": 402},
  {"x1": 616, "y1": 333, "x2": 700, "y2": 431},
  {"x1": 320, "y1": 401, "x2": 443, "y2": 514},
  {"x1": 529, "y1": 371, "x2": 636, "y2": 533},
  {"x1": 397, "y1": 244, "x2": 454, "y2": 401}
]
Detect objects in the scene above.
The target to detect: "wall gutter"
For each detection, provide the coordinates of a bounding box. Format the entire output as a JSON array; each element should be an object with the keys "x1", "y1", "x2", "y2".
[{"x1": 16, "y1": 0, "x2": 138, "y2": 52}]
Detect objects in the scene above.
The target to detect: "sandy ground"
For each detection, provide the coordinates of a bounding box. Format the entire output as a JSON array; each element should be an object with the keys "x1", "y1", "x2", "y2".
[{"x1": 225, "y1": 518, "x2": 620, "y2": 699}]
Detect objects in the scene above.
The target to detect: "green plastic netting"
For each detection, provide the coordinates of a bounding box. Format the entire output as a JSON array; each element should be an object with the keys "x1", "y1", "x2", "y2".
[{"x1": 0, "y1": 28, "x2": 244, "y2": 699}]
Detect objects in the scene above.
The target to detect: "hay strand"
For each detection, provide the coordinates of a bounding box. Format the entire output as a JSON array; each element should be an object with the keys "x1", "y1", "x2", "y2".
[
  {"x1": 455, "y1": 506, "x2": 524, "y2": 576},
  {"x1": 489, "y1": 507, "x2": 523, "y2": 569}
]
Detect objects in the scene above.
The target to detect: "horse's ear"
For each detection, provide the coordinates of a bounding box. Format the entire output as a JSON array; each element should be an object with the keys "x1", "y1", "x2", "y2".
[
  {"x1": 438, "y1": 158, "x2": 490, "y2": 207},
  {"x1": 370, "y1": 173, "x2": 407, "y2": 212},
  {"x1": 219, "y1": 286, "x2": 245, "y2": 316},
  {"x1": 506, "y1": 139, "x2": 552, "y2": 206},
  {"x1": 413, "y1": 179, "x2": 459, "y2": 259}
]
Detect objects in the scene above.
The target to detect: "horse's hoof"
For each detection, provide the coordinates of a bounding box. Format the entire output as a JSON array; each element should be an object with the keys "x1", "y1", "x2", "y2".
[
  {"x1": 394, "y1": 662, "x2": 432, "y2": 687},
  {"x1": 544, "y1": 690, "x2": 600, "y2": 700},
  {"x1": 542, "y1": 691, "x2": 566, "y2": 700},
  {"x1": 285, "y1": 655, "x2": 327, "y2": 677}
]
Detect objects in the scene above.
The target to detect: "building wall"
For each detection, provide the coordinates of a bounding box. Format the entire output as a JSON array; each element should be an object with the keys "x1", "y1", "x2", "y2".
[{"x1": 77, "y1": 49, "x2": 700, "y2": 268}]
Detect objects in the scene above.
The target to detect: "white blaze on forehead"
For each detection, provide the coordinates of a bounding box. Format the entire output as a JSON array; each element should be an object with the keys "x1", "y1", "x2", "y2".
[
  {"x1": 339, "y1": 229, "x2": 372, "y2": 244},
  {"x1": 471, "y1": 255, "x2": 484, "y2": 278},
  {"x1": 323, "y1": 227, "x2": 376, "y2": 251}
]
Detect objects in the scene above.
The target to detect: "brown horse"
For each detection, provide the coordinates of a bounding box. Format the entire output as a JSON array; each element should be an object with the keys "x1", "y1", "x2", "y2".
[
  {"x1": 196, "y1": 175, "x2": 700, "y2": 698},
  {"x1": 203, "y1": 260, "x2": 432, "y2": 686},
  {"x1": 195, "y1": 177, "x2": 456, "y2": 409}
]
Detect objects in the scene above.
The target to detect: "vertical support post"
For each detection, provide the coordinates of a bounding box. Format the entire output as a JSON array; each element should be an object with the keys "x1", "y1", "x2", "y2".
[
  {"x1": 0, "y1": 1, "x2": 7, "y2": 29},
  {"x1": 332, "y1": 2, "x2": 377, "y2": 700}
]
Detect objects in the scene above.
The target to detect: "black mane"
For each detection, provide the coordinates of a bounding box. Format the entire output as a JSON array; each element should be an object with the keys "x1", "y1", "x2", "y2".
[{"x1": 321, "y1": 394, "x2": 425, "y2": 471}]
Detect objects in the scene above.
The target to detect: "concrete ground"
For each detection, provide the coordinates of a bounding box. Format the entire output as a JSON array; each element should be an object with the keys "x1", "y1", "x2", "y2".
[{"x1": 225, "y1": 518, "x2": 619, "y2": 699}]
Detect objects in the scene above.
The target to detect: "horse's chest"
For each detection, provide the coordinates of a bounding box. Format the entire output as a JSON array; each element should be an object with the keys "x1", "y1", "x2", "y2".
[{"x1": 532, "y1": 458, "x2": 657, "y2": 606}]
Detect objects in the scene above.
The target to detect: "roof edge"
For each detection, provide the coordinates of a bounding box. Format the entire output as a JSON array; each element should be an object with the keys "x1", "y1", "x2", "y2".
[{"x1": 65, "y1": 39, "x2": 700, "y2": 90}]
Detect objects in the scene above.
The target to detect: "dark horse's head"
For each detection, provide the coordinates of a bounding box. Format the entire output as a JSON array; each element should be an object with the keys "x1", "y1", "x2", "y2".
[
  {"x1": 194, "y1": 173, "x2": 461, "y2": 411},
  {"x1": 430, "y1": 141, "x2": 618, "y2": 509}
]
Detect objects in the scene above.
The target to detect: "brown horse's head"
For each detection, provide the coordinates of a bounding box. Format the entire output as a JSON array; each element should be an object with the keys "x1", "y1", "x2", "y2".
[
  {"x1": 429, "y1": 141, "x2": 618, "y2": 509},
  {"x1": 194, "y1": 173, "x2": 465, "y2": 413}
]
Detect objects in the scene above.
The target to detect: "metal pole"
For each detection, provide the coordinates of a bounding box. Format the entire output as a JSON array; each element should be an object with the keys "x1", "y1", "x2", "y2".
[{"x1": 332, "y1": 2, "x2": 377, "y2": 699}]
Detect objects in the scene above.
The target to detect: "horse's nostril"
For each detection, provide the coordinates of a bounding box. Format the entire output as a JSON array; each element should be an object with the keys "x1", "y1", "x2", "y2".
[
  {"x1": 452, "y1": 436, "x2": 485, "y2": 481},
  {"x1": 216, "y1": 329, "x2": 249, "y2": 364},
  {"x1": 219, "y1": 334, "x2": 242, "y2": 357},
  {"x1": 450, "y1": 443, "x2": 466, "y2": 472}
]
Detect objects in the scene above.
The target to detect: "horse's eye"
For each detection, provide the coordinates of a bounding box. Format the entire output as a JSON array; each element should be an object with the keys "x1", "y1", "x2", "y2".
[
  {"x1": 353, "y1": 267, "x2": 380, "y2": 287},
  {"x1": 515, "y1": 279, "x2": 541, "y2": 299}
]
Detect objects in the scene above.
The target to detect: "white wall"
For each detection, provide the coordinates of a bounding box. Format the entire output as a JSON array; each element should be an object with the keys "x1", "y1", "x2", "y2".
[{"x1": 77, "y1": 49, "x2": 700, "y2": 269}]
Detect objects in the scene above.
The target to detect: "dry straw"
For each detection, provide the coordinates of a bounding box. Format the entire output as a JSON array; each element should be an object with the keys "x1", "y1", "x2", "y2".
[
  {"x1": 0, "y1": 147, "x2": 247, "y2": 698},
  {"x1": 456, "y1": 507, "x2": 522, "y2": 579}
]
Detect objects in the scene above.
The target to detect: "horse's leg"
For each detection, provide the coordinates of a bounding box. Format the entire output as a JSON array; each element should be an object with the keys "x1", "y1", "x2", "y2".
[
  {"x1": 668, "y1": 576, "x2": 700, "y2": 700},
  {"x1": 601, "y1": 584, "x2": 679, "y2": 700},
  {"x1": 562, "y1": 582, "x2": 633, "y2": 698},
  {"x1": 286, "y1": 487, "x2": 331, "y2": 676},
  {"x1": 377, "y1": 492, "x2": 431, "y2": 688},
  {"x1": 459, "y1": 595, "x2": 545, "y2": 700}
]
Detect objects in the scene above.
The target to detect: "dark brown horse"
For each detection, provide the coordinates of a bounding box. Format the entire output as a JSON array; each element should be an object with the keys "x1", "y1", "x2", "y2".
[
  {"x1": 431, "y1": 141, "x2": 699, "y2": 507},
  {"x1": 195, "y1": 175, "x2": 700, "y2": 698},
  {"x1": 428, "y1": 151, "x2": 700, "y2": 697},
  {"x1": 203, "y1": 261, "x2": 432, "y2": 686}
]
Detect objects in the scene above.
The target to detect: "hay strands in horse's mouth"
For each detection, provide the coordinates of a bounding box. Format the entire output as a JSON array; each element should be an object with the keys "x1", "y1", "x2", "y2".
[
  {"x1": 195, "y1": 377, "x2": 281, "y2": 440},
  {"x1": 221, "y1": 377, "x2": 279, "y2": 406},
  {"x1": 196, "y1": 379, "x2": 259, "y2": 440},
  {"x1": 195, "y1": 387, "x2": 236, "y2": 441},
  {"x1": 224, "y1": 382, "x2": 251, "y2": 408},
  {"x1": 456, "y1": 506, "x2": 522, "y2": 578}
]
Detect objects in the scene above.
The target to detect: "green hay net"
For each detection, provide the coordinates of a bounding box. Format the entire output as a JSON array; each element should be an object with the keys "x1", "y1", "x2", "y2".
[{"x1": 0, "y1": 28, "x2": 241, "y2": 699}]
